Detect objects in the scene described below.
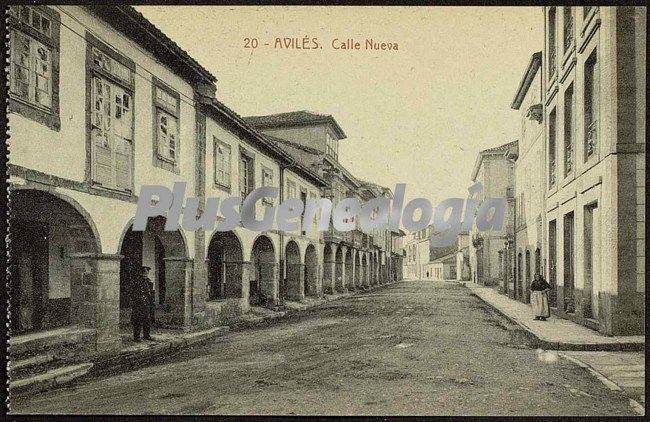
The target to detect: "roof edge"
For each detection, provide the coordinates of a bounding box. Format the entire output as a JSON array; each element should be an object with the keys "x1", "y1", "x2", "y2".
[
  {"x1": 86, "y1": 6, "x2": 217, "y2": 85},
  {"x1": 203, "y1": 99, "x2": 327, "y2": 188},
  {"x1": 246, "y1": 112, "x2": 347, "y2": 140},
  {"x1": 511, "y1": 51, "x2": 542, "y2": 110}
]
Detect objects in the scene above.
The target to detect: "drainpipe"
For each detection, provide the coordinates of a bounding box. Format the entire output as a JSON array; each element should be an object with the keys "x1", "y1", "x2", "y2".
[
  {"x1": 278, "y1": 153, "x2": 298, "y2": 307},
  {"x1": 505, "y1": 152, "x2": 517, "y2": 300}
]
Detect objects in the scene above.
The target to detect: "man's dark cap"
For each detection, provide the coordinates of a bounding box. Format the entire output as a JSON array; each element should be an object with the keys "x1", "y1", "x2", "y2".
[{"x1": 142, "y1": 266, "x2": 151, "y2": 272}]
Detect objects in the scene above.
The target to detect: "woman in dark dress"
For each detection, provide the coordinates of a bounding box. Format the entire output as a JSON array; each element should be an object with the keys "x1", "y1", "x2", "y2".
[{"x1": 530, "y1": 273, "x2": 552, "y2": 321}]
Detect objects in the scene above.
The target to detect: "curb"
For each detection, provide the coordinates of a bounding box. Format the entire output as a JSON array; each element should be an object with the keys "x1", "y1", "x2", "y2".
[
  {"x1": 466, "y1": 288, "x2": 644, "y2": 352},
  {"x1": 10, "y1": 326, "x2": 231, "y2": 397},
  {"x1": 559, "y1": 353, "x2": 645, "y2": 416},
  {"x1": 9, "y1": 363, "x2": 94, "y2": 396},
  {"x1": 90, "y1": 326, "x2": 230, "y2": 376}
]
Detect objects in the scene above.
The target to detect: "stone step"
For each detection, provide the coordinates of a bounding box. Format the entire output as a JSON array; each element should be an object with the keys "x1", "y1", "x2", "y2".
[
  {"x1": 10, "y1": 326, "x2": 97, "y2": 361},
  {"x1": 9, "y1": 363, "x2": 94, "y2": 396},
  {"x1": 8, "y1": 353, "x2": 57, "y2": 380}
]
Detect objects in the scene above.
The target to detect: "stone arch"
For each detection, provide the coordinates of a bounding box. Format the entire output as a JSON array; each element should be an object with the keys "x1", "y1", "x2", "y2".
[
  {"x1": 304, "y1": 244, "x2": 319, "y2": 297},
  {"x1": 117, "y1": 216, "x2": 189, "y2": 258},
  {"x1": 10, "y1": 186, "x2": 102, "y2": 252},
  {"x1": 8, "y1": 188, "x2": 101, "y2": 333},
  {"x1": 285, "y1": 240, "x2": 303, "y2": 301},
  {"x1": 117, "y1": 215, "x2": 189, "y2": 326},
  {"x1": 207, "y1": 231, "x2": 244, "y2": 301},
  {"x1": 250, "y1": 235, "x2": 277, "y2": 307}
]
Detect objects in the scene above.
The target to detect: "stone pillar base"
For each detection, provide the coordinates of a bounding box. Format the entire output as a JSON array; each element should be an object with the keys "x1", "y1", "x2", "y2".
[{"x1": 69, "y1": 253, "x2": 122, "y2": 353}]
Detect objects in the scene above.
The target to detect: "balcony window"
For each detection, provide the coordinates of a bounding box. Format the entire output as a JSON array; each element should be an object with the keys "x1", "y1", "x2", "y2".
[
  {"x1": 214, "y1": 138, "x2": 232, "y2": 189},
  {"x1": 239, "y1": 152, "x2": 254, "y2": 198},
  {"x1": 326, "y1": 132, "x2": 338, "y2": 159},
  {"x1": 548, "y1": 109, "x2": 557, "y2": 187},
  {"x1": 153, "y1": 83, "x2": 180, "y2": 168},
  {"x1": 8, "y1": 5, "x2": 60, "y2": 129},
  {"x1": 548, "y1": 8, "x2": 557, "y2": 79},
  {"x1": 87, "y1": 35, "x2": 135, "y2": 193},
  {"x1": 261, "y1": 166, "x2": 274, "y2": 205},
  {"x1": 10, "y1": 30, "x2": 52, "y2": 109},
  {"x1": 584, "y1": 51, "x2": 599, "y2": 160},
  {"x1": 563, "y1": 7, "x2": 574, "y2": 51},
  {"x1": 564, "y1": 84, "x2": 574, "y2": 176}
]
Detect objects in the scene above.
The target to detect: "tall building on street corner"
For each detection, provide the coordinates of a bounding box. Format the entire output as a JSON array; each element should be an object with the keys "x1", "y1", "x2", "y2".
[{"x1": 542, "y1": 6, "x2": 645, "y2": 335}]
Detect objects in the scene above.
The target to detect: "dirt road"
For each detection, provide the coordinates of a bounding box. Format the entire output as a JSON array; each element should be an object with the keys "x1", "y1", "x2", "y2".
[{"x1": 11, "y1": 281, "x2": 637, "y2": 416}]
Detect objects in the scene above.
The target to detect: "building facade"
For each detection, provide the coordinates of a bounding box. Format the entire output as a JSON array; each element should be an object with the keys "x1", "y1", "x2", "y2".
[
  {"x1": 8, "y1": 6, "x2": 401, "y2": 358},
  {"x1": 8, "y1": 5, "x2": 217, "y2": 352},
  {"x1": 455, "y1": 231, "x2": 471, "y2": 281},
  {"x1": 468, "y1": 141, "x2": 517, "y2": 291},
  {"x1": 542, "y1": 6, "x2": 645, "y2": 335},
  {"x1": 244, "y1": 111, "x2": 400, "y2": 295},
  {"x1": 510, "y1": 51, "x2": 546, "y2": 304}
]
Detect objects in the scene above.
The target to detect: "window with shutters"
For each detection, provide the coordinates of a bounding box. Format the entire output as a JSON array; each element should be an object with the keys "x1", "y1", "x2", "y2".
[
  {"x1": 261, "y1": 166, "x2": 274, "y2": 205},
  {"x1": 7, "y1": 5, "x2": 60, "y2": 130},
  {"x1": 308, "y1": 191, "x2": 320, "y2": 232},
  {"x1": 213, "y1": 138, "x2": 231, "y2": 190},
  {"x1": 153, "y1": 79, "x2": 181, "y2": 172},
  {"x1": 239, "y1": 150, "x2": 255, "y2": 199},
  {"x1": 87, "y1": 34, "x2": 135, "y2": 193},
  {"x1": 326, "y1": 132, "x2": 338, "y2": 159},
  {"x1": 548, "y1": 8, "x2": 557, "y2": 80},
  {"x1": 584, "y1": 50, "x2": 599, "y2": 161},
  {"x1": 564, "y1": 84, "x2": 574, "y2": 176},
  {"x1": 548, "y1": 108, "x2": 557, "y2": 188},
  {"x1": 287, "y1": 180, "x2": 297, "y2": 200}
]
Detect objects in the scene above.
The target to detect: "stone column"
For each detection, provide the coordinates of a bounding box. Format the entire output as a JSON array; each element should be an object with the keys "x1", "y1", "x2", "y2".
[
  {"x1": 336, "y1": 245, "x2": 347, "y2": 293},
  {"x1": 323, "y1": 258, "x2": 335, "y2": 295},
  {"x1": 193, "y1": 257, "x2": 208, "y2": 318},
  {"x1": 270, "y1": 263, "x2": 280, "y2": 306},
  {"x1": 287, "y1": 263, "x2": 305, "y2": 301},
  {"x1": 349, "y1": 250, "x2": 357, "y2": 290},
  {"x1": 69, "y1": 253, "x2": 122, "y2": 353},
  {"x1": 163, "y1": 257, "x2": 194, "y2": 329},
  {"x1": 240, "y1": 261, "x2": 252, "y2": 313},
  {"x1": 317, "y1": 263, "x2": 323, "y2": 297},
  {"x1": 364, "y1": 252, "x2": 371, "y2": 288}
]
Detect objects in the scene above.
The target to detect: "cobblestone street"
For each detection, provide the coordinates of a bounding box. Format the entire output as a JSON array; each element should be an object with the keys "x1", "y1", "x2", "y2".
[{"x1": 11, "y1": 281, "x2": 638, "y2": 416}]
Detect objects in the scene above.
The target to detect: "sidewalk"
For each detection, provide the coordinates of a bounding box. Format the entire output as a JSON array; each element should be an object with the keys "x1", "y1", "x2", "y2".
[
  {"x1": 463, "y1": 282, "x2": 645, "y2": 351},
  {"x1": 10, "y1": 283, "x2": 392, "y2": 397},
  {"x1": 560, "y1": 351, "x2": 645, "y2": 415}
]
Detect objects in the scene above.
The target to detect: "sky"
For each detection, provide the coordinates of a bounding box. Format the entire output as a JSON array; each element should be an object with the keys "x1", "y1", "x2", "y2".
[{"x1": 137, "y1": 6, "x2": 543, "y2": 207}]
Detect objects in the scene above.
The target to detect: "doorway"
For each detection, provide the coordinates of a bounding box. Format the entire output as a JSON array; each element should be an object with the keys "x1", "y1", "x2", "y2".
[
  {"x1": 563, "y1": 212, "x2": 575, "y2": 313},
  {"x1": 10, "y1": 220, "x2": 49, "y2": 333},
  {"x1": 584, "y1": 203, "x2": 599, "y2": 319}
]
